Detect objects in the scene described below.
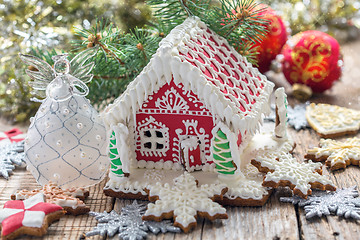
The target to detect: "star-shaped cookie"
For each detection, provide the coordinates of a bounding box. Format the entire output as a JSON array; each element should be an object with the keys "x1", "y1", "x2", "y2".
[
  {"x1": 306, "y1": 137, "x2": 360, "y2": 171},
  {"x1": 142, "y1": 172, "x2": 228, "y2": 232},
  {"x1": 0, "y1": 193, "x2": 65, "y2": 240},
  {"x1": 251, "y1": 152, "x2": 336, "y2": 198}
]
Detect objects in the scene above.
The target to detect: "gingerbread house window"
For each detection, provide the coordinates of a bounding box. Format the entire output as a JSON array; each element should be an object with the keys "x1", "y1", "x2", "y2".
[
  {"x1": 141, "y1": 128, "x2": 168, "y2": 153},
  {"x1": 137, "y1": 116, "x2": 170, "y2": 157}
]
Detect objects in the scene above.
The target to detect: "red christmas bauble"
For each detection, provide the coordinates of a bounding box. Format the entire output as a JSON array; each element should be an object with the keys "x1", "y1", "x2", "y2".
[
  {"x1": 252, "y1": 4, "x2": 288, "y2": 73},
  {"x1": 281, "y1": 30, "x2": 342, "y2": 93}
]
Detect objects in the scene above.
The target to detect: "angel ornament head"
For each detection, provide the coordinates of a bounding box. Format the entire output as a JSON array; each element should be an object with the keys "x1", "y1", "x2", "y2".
[
  {"x1": 20, "y1": 48, "x2": 109, "y2": 188},
  {"x1": 46, "y1": 54, "x2": 91, "y2": 102}
]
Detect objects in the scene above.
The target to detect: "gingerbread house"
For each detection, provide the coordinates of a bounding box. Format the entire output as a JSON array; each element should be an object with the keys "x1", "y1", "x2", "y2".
[{"x1": 102, "y1": 17, "x2": 276, "y2": 199}]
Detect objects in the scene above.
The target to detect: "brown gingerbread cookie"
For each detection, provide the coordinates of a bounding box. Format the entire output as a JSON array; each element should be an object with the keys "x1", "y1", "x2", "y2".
[
  {"x1": 11, "y1": 181, "x2": 89, "y2": 215},
  {"x1": 0, "y1": 193, "x2": 65, "y2": 240},
  {"x1": 306, "y1": 137, "x2": 360, "y2": 171},
  {"x1": 142, "y1": 172, "x2": 228, "y2": 233},
  {"x1": 251, "y1": 152, "x2": 336, "y2": 198},
  {"x1": 305, "y1": 103, "x2": 360, "y2": 138}
]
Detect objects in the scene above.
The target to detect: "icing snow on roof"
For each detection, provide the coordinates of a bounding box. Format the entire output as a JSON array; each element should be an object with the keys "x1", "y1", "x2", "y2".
[
  {"x1": 175, "y1": 26, "x2": 265, "y2": 113},
  {"x1": 102, "y1": 17, "x2": 274, "y2": 135}
]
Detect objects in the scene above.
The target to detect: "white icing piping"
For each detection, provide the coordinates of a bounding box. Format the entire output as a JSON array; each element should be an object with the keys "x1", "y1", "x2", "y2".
[
  {"x1": 104, "y1": 178, "x2": 148, "y2": 195},
  {"x1": 274, "y1": 87, "x2": 288, "y2": 139},
  {"x1": 113, "y1": 123, "x2": 130, "y2": 174}
]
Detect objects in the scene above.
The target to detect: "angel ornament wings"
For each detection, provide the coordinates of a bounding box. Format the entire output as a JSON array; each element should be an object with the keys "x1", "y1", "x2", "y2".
[{"x1": 20, "y1": 48, "x2": 109, "y2": 188}]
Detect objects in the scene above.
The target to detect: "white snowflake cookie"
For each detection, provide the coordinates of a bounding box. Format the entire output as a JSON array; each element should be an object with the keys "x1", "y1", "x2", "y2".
[{"x1": 142, "y1": 172, "x2": 228, "y2": 232}]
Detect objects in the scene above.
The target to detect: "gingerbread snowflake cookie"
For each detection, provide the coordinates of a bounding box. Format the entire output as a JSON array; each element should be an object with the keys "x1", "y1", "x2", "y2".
[
  {"x1": 143, "y1": 172, "x2": 228, "y2": 233},
  {"x1": 306, "y1": 103, "x2": 360, "y2": 138},
  {"x1": 11, "y1": 182, "x2": 90, "y2": 215},
  {"x1": 251, "y1": 152, "x2": 336, "y2": 198},
  {"x1": 0, "y1": 193, "x2": 65, "y2": 240},
  {"x1": 306, "y1": 137, "x2": 360, "y2": 171}
]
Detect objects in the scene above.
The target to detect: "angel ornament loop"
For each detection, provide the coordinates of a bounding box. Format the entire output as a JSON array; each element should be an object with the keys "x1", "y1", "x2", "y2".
[
  {"x1": 20, "y1": 47, "x2": 109, "y2": 188},
  {"x1": 47, "y1": 54, "x2": 89, "y2": 101}
]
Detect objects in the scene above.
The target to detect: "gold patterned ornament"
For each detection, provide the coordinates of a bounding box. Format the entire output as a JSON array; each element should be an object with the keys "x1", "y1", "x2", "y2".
[
  {"x1": 305, "y1": 103, "x2": 360, "y2": 138},
  {"x1": 306, "y1": 137, "x2": 360, "y2": 171},
  {"x1": 281, "y1": 30, "x2": 342, "y2": 100},
  {"x1": 289, "y1": 39, "x2": 331, "y2": 84}
]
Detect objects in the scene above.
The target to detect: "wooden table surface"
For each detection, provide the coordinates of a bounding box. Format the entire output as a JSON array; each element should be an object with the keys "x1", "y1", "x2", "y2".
[{"x1": 1, "y1": 40, "x2": 360, "y2": 240}]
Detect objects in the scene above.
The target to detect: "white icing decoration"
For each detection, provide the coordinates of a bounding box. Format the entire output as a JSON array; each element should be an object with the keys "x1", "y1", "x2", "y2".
[
  {"x1": 105, "y1": 178, "x2": 148, "y2": 195},
  {"x1": 173, "y1": 119, "x2": 210, "y2": 171},
  {"x1": 144, "y1": 172, "x2": 226, "y2": 229},
  {"x1": 180, "y1": 136, "x2": 199, "y2": 167},
  {"x1": 274, "y1": 87, "x2": 288, "y2": 139},
  {"x1": 155, "y1": 87, "x2": 189, "y2": 111},
  {"x1": 307, "y1": 137, "x2": 360, "y2": 169},
  {"x1": 255, "y1": 152, "x2": 334, "y2": 196},
  {"x1": 22, "y1": 210, "x2": 45, "y2": 228},
  {"x1": 220, "y1": 171, "x2": 268, "y2": 200},
  {"x1": 306, "y1": 103, "x2": 360, "y2": 136},
  {"x1": 136, "y1": 116, "x2": 169, "y2": 157}
]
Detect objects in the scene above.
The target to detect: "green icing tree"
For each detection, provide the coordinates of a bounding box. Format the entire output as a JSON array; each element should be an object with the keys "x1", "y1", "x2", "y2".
[
  {"x1": 109, "y1": 130, "x2": 125, "y2": 177},
  {"x1": 213, "y1": 129, "x2": 237, "y2": 175}
]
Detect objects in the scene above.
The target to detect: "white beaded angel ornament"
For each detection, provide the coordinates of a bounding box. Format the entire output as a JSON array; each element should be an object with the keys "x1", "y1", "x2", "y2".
[{"x1": 20, "y1": 47, "x2": 109, "y2": 188}]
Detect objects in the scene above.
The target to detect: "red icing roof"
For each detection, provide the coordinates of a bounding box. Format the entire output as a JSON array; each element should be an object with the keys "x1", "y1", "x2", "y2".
[{"x1": 178, "y1": 28, "x2": 266, "y2": 114}]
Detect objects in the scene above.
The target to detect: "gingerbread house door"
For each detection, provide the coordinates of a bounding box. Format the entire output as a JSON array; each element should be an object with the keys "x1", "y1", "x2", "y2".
[
  {"x1": 176, "y1": 120, "x2": 209, "y2": 172},
  {"x1": 180, "y1": 136, "x2": 201, "y2": 171}
]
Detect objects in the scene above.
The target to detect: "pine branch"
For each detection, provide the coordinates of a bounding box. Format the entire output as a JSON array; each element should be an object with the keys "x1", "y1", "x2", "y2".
[
  {"x1": 70, "y1": 1, "x2": 270, "y2": 108},
  {"x1": 72, "y1": 19, "x2": 162, "y2": 108},
  {"x1": 122, "y1": 28, "x2": 161, "y2": 72},
  {"x1": 146, "y1": 0, "x2": 210, "y2": 34},
  {"x1": 146, "y1": 0, "x2": 188, "y2": 34},
  {"x1": 200, "y1": 0, "x2": 269, "y2": 64}
]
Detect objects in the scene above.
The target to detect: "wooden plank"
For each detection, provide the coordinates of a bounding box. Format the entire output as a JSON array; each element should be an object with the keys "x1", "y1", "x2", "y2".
[{"x1": 201, "y1": 194, "x2": 299, "y2": 240}]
